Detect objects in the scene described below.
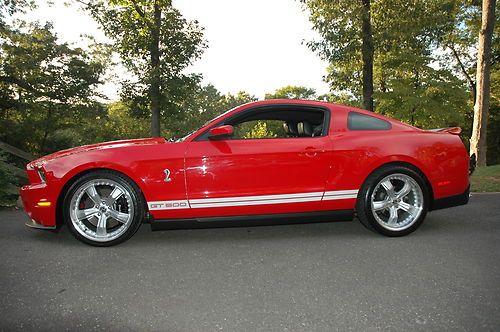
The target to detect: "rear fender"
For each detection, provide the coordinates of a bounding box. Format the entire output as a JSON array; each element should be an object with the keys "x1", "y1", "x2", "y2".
[{"x1": 362, "y1": 156, "x2": 435, "y2": 198}]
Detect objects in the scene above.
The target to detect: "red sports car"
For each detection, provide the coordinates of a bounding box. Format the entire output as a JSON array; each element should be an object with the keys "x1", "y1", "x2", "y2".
[{"x1": 20, "y1": 99, "x2": 473, "y2": 246}]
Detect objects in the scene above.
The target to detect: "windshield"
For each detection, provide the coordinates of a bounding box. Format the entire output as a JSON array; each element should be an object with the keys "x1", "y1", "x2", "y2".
[{"x1": 173, "y1": 130, "x2": 196, "y2": 142}]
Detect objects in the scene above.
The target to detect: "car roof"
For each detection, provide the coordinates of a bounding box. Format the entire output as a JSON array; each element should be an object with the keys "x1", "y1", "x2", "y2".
[
  {"x1": 240, "y1": 99, "x2": 372, "y2": 115},
  {"x1": 186, "y1": 99, "x2": 419, "y2": 142},
  {"x1": 248, "y1": 99, "x2": 420, "y2": 131}
]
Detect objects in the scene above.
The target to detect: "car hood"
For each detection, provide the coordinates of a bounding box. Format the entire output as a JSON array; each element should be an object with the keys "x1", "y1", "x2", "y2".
[{"x1": 31, "y1": 137, "x2": 166, "y2": 166}]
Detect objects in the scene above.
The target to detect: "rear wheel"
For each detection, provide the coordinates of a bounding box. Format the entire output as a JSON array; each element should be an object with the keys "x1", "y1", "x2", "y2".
[
  {"x1": 63, "y1": 170, "x2": 144, "y2": 246},
  {"x1": 356, "y1": 165, "x2": 429, "y2": 236}
]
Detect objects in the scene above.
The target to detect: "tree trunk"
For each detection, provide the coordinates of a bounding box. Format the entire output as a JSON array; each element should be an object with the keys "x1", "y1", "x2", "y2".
[
  {"x1": 411, "y1": 68, "x2": 420, "y2": 126},
  {"x1": 361, "y1": 0, "x2": 374, "y2": 112},
  {"x1": 40, "y1": 108, "x2": 52, "y2": 153},
  {"x1": 150, "y1": 1, "x2": 162, "y2": 137},
  {"x1": 470, "y1": 0, "x2": 496, "y2": 166},
  {"x1": 449, "y1": 44, "x2": 477, "y2": 104}
]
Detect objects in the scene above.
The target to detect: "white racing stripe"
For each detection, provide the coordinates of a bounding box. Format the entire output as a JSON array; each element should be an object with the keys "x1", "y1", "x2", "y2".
[
  {"x1": 322, "y1": 194, "x2": 358, "y2": 201},
  {"x1": 190, "y1": 195, "x2": 321, "y2": 209},
  {"x1": 324, "y1": 190, "x2": 359, "y2": 196},
  {"x1": 322, "y1": 189, "x2": 359, "y2": 201},
  {"x1": 189, "y1": 191, "x2": 323, "y2": 204},
  {"x1": 148, "y1": 189, "x2": 358, "y2": 211}
]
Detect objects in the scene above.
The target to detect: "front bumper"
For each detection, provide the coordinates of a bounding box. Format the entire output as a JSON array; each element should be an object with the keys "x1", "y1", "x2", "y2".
[
  {"x1": 20, "y1": 182, "x2": 58, "y2": 228},
  {"x1": 25, "y1": 218, "x2": 56, "y2": 230}
]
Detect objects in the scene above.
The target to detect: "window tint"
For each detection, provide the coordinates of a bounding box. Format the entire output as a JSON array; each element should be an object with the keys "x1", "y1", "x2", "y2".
[
  {"x1": 233, "y1": 120, "x2": 283, "y2": 139},
  {"x1": 227, "y1": 107, "x2": 327, "y2": 139},
  {"x1": 348, "y1": 112, "x2": 391, "y2": 130}
]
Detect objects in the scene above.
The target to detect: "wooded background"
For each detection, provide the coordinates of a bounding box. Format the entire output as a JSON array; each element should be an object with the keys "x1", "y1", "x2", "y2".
[{"x1": 0, "y1": 0, "x2": 498, "y2": 204}]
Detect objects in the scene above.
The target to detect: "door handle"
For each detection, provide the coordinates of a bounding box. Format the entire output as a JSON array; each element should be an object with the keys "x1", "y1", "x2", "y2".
[{"x1": 304, "y1": 147, "x2": 324, "y2": 157}]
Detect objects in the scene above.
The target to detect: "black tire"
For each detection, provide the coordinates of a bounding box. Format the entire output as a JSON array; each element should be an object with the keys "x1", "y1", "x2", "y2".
[
  {"x1": 356, "y1": 164, "x2": 429, "y2": 237},
  {"x1": 63, "y1": 170, "x2": 145, "y2": 246}
]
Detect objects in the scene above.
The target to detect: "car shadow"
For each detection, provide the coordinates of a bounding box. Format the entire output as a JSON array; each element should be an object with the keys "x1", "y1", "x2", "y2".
[
  {"x1": 22, "y1": 209, "x2": 467, "y2": 248},
  {"x1": 24, "y1": 217, "x2": 377, "y2": 248}
]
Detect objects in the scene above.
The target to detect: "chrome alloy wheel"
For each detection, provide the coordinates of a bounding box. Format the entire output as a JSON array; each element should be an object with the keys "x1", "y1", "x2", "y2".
[
  {"x1": 370, "y1": 173, "x2": 424, "y2": 231},
  {"x1": 69, "y1": 179, "x2": 134, "y2": 242}
]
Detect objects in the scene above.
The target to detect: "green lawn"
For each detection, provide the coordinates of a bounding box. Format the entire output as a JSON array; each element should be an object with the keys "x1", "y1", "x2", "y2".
[{"x1": 470, "y1": 164, "x2": 500, "y2": 192}]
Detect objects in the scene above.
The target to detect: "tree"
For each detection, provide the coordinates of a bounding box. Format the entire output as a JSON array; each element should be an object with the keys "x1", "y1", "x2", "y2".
[
  {"x1": 470, "y1": 0, "x2": 497, "y2": 166},
  {"x1": 223, "y1": 91, "x2": 258, "y2": 109},
  {"x1": 440, "y1": 1, "x2": 481, "y2": 104},
  {"x1": 304, "y1": 0, "x2": 366, "y2": 106},
  {"x1": 438, "y1": 0, "x2": 500, "y2": 164},
  {"x1": 361, "y1": 0, "x2": 374, "y2": 111},
  {"x1": 0, "y1": 152, "x2": 18, "y2": 207},
  {"x1": 153, "y1": 84, "x2": 257, "y2": 139},
  {"x1": 84, "y1": 0, "x2": 206, "y2": 137},
  {"x1": 93, "y1": 101, "x2": 150, "y2": 142},
  {"x1": 0, "y1": 0, "x2": 34, "y2": 28},
  {"x1": 487, "y1": 64, "x2": 500, "y2": 164},
  {"x1": 0, "y1": 22, "x2": 108, "y2": 154},
  {"x1": 243, "y1": 121, "x2": 277, "y2": 139},
  {"x1": 487, "y1": 10, "x2": 500, "y2": 164},
  {"x1": 264, "y1": 85, "x2": 317, "y2": 100},
  {"x1": 304, "y1": 0, "x2": 460, "y2": 118},
  {"x1": 375, "y1": 64, "x2": 469, "y2": 128}
]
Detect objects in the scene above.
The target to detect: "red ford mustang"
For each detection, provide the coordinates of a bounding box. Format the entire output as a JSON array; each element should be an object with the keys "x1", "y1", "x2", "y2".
[{"x1": 20, "y1": 99, "x2": 473, "y2": 246}]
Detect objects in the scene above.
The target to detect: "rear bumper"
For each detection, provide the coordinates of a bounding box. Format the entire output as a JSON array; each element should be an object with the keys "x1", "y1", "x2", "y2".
[
  {"x1": 19, "y1": 183, "x2": 57, "y2": 228},
  {"x1": 431, "y1": 185, "x2": 470, "y2": 211}
]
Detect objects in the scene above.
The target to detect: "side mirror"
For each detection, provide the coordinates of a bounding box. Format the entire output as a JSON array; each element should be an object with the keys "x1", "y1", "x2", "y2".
[{"x1": 209, "y1": 125, "x2": 234, "y2": 139}]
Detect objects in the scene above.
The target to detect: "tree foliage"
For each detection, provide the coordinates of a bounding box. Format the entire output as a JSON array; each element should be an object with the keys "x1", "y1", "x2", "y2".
[
  {"x1": 83, "y1": 0, "x2": 207, "y2": 136},
  {"x1": 305, "y1": 0, "x2": 456, "y2": 93},
  {"x1": 265, "y1": 85, "x2": 317, "y2": 100},
  {"x1": 0, "y1": 22, "x2": 108, "y2": 154},
  {"x1": 0, "y1": 0, "x2": 34, "y2": 27},
  {"x1": 0, "y1": 0, "x2": 498, "y2": 168},
  {"x1": 243, "y1": 121, "x2": 278, "y2": 139},
  {"x1": 164, "y1": 85, "x2": 257, "y2": 139},
  {"x1": 92, "y1": 101, "x2": 150, "y2": 142},
  {"x1": 469, "y1": 0, "x2": 496, "y2": 166},
  {"x1": 303, "y1": 0, "x2": 500, "y2": 164},
  {"x1": 440, "y1": 0, "x2": 500, "y2": 164},
  {"x1": 0, "y1": 152, "x2": 18, "y2": 207},
  {"x1": 304, "y1": 0, "x2": 470, "y2": 129}
]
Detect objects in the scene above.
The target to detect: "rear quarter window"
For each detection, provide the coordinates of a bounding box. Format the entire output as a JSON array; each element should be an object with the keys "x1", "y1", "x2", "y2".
[{"x1": 348, "y1": 112, "x2": 391, "y2": 130}]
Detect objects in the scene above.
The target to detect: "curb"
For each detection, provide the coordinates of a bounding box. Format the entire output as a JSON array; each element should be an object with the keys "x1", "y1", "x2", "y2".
[{"x1": 470, "y1": 192, "x2": 500, "y2": 194}]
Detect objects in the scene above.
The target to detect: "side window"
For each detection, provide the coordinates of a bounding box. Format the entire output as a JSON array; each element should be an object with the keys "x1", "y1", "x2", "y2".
[
  {"x1": 228, "y1": 107, "x2": 327, "y2": 140},
  {"x1": 233, "y1": 120, "x2": 283, "y2": 139},
  {"x1": 348, "y1": 112, "x2": 391, "y2": 130}
]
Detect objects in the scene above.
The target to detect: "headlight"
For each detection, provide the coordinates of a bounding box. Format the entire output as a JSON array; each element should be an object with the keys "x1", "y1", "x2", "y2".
[{"x1": 36, "y1": 167, "x2": 46, "y2": 183}]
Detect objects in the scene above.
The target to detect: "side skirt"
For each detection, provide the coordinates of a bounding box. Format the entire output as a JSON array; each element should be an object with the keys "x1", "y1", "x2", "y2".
[
  {"x1": 150, "y1": 210, "x2": 354, "y2": 231},
  {"x1": 430, "y1": 186, "x2": 470, "y2": 211}
]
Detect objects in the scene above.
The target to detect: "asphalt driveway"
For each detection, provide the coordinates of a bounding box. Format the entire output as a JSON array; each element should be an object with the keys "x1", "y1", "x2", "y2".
[{"x1": 1, "y1": 193, "x2": 499, "y2": 331}]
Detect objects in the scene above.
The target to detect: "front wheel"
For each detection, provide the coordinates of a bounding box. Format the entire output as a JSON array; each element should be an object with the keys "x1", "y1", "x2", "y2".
[
  {"x1": 356, "y1": 165, "x2": 429, "y2": 236},
  {"x1": 63, "y1": 170, "x2": 144, "y2": 246}
]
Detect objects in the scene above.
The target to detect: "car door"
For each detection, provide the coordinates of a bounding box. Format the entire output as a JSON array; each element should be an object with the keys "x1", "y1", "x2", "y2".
[{"x1": 184, "y1": 106, "x2": 333, "y2": 218}]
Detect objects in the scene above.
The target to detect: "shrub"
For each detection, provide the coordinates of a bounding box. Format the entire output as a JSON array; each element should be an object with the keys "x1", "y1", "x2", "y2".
[{"x1": 0, "y1": 152, "x2": 19, "y2": 207}]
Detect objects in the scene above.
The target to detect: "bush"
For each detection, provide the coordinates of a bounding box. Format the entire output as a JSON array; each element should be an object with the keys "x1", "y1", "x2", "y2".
[{"x1": 0, "y1": 153, "x2": 19, "y2": 207}]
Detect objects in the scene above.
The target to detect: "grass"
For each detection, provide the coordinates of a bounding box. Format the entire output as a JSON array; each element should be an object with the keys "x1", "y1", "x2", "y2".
[{"x1": 470, "y1": 164, "x2": 500, "y2": 192}]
